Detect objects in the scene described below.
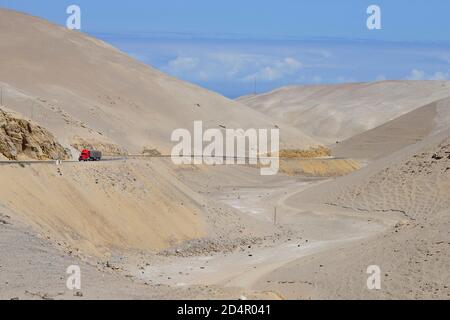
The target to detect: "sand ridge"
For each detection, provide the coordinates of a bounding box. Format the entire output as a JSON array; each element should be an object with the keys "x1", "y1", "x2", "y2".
[
  {"x1": 238, "y1": 81, "x2": 450, "y2": 145},
  {"x1": 332, "y1": 97, "x2": 450, "y2": 160}
]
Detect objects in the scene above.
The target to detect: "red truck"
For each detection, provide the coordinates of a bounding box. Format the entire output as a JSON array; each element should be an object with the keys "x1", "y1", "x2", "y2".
[{"x1": 78, "y1": 149, "x2": 102, "y2": 161}]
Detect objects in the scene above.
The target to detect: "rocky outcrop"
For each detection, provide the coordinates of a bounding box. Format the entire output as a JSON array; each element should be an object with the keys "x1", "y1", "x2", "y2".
[{"x1": 0, "y1": 108, "x2": 70, "y2": 160}]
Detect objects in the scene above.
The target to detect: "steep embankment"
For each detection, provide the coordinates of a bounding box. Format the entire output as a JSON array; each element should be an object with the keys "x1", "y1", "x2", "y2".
[
  {"x1": 0, "y1": 9, "x2": 320, "y2": 155},
  {"x1": 333, "y1": 97, "x2": 450, "y2": 160},
  {"x1": 0, "y1": 159, "x2": 271, "y2": 257},
  {"x1": 0, "y1": 160, "x2": 205, "y2": 256},
  {"x1": 238, "y1": 81, "x2": 450, "y2": 145}
]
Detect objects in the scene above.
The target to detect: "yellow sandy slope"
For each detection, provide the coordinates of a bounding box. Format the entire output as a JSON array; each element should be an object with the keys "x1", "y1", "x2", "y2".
[{"x1": 0, "y1": 160, "x2": 206, "y2": 257}]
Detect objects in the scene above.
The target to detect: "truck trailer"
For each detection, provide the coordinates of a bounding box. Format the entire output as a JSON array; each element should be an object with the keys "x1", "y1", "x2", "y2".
[{"x1": 78, "y1": 149, "x2": 102, "y2": 161}]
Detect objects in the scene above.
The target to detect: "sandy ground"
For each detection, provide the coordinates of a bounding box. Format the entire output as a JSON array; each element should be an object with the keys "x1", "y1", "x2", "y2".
[
  {"x1": 257, "y1": 208, "x2": 450, "y2": 299},
  {"x1": 279, "y1": 130, "x2": 450, "y2": 299},
  {"x1": 129, "y1": 174, "x2": 387, "y2": 295},
  {"x1": 0, "y1": 211, "x2": 268, "y2": 300},
  {"x1": 0, "y1": 160, "x2": 390, "y2": 300},
  {"x1": 0, "y1": 213, "x2": 170, "y2": 300}
]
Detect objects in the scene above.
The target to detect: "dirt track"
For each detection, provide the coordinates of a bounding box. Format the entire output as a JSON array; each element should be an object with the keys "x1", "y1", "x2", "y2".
[{"x1": 128, "y1": 171, "x2": 390, "y2": 297}]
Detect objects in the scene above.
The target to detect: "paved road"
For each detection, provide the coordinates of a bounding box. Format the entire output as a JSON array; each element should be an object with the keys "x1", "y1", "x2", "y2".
[
  {"x1": 0, "y1": 157, "x2": 126, "y2": 165},
  {"x1": 0, "y1": 155, "x2": 347, "y2": 165},
  {"x1": 129, "y1": 154, "x2": 347, "y2": 160}
]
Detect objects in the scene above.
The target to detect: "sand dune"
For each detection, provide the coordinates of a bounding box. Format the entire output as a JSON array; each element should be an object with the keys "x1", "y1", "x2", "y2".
[
  {"x1": 0, "y1": 9, "x2": 319, "y2": 156},
  {"x1": 327, "y1": 129, "x2": 450, "y2": 221},
  {"x1": 333, "y1": 97, "x2": 450, "y2": 160},
  {"x1": 278, "y1": 128, "x2": 450, "y2": 299},
  {"x1": 238, "y1": 81, "x2": 450, "y2": 145}
]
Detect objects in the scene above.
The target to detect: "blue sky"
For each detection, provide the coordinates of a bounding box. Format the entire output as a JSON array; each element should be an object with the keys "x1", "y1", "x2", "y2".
[{"x1": 2, "y1": 0, "x2": 450, "y2": 97}]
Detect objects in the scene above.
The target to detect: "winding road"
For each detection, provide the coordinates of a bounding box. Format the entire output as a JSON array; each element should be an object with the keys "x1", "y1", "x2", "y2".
[{"x1": 137, "y1": 177, "x2": 388, "y2": 294}]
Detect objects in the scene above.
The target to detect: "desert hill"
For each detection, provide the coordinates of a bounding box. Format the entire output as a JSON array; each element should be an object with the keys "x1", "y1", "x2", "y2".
[
  {"x1": 276, "y1": 127, "x2": 450, "y2": 298},
  {"x1": 0, "y1": 9, "x2": 287, "y2": 257},
  {"x1": 238, "y1": 81, "x2": 450, "y2": 145},
  {"x1": 333, "y1": 96, "x2": 450, "y2": 160},
  {"x1": 0, "y1": 9, "x2": 319, "y2": 157}
]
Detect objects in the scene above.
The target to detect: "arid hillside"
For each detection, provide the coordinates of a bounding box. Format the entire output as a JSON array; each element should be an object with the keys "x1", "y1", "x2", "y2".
[
  {"x1": 0, "y1": 9, "x2": 320, "y2": 155},
  {"x1": 0, "y1": 9, "x2": 292, "y2": 259},
  {"x1": 238, "y1": 81, "x2": 450, "y2": 145},
  {"x1": 333, "y1": 96, "x2": 450, "y2": 160},
  {"x1": 278, "y1": 129, "x2": 450, "y2": 299}
]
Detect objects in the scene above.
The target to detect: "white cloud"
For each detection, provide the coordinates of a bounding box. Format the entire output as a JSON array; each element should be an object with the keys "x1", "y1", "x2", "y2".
[
  {"x1": 242, "y1": 57, "x2": 303, "y2": 82},
  {"x1": 431, "y1": 71, "x2": 449, "y2": 80},
  {"x1": 406, "y1": 69, "x2": 449, "y2": 81},
  {"x1": 166, "y1": 56, "x2": 199, "y2": 72},
  {"x1": 161, "y1": 53, "x2": 303, "y2": 83},
  {"x1": 207, "y1": 52, "x2": 259, "y2": 78},
  {"x1": 407, "y1": 69, "x2": 426, "y2": 80},
  {"x1": 106, "y1": 35, "x2": 450, "y2": 98}
]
